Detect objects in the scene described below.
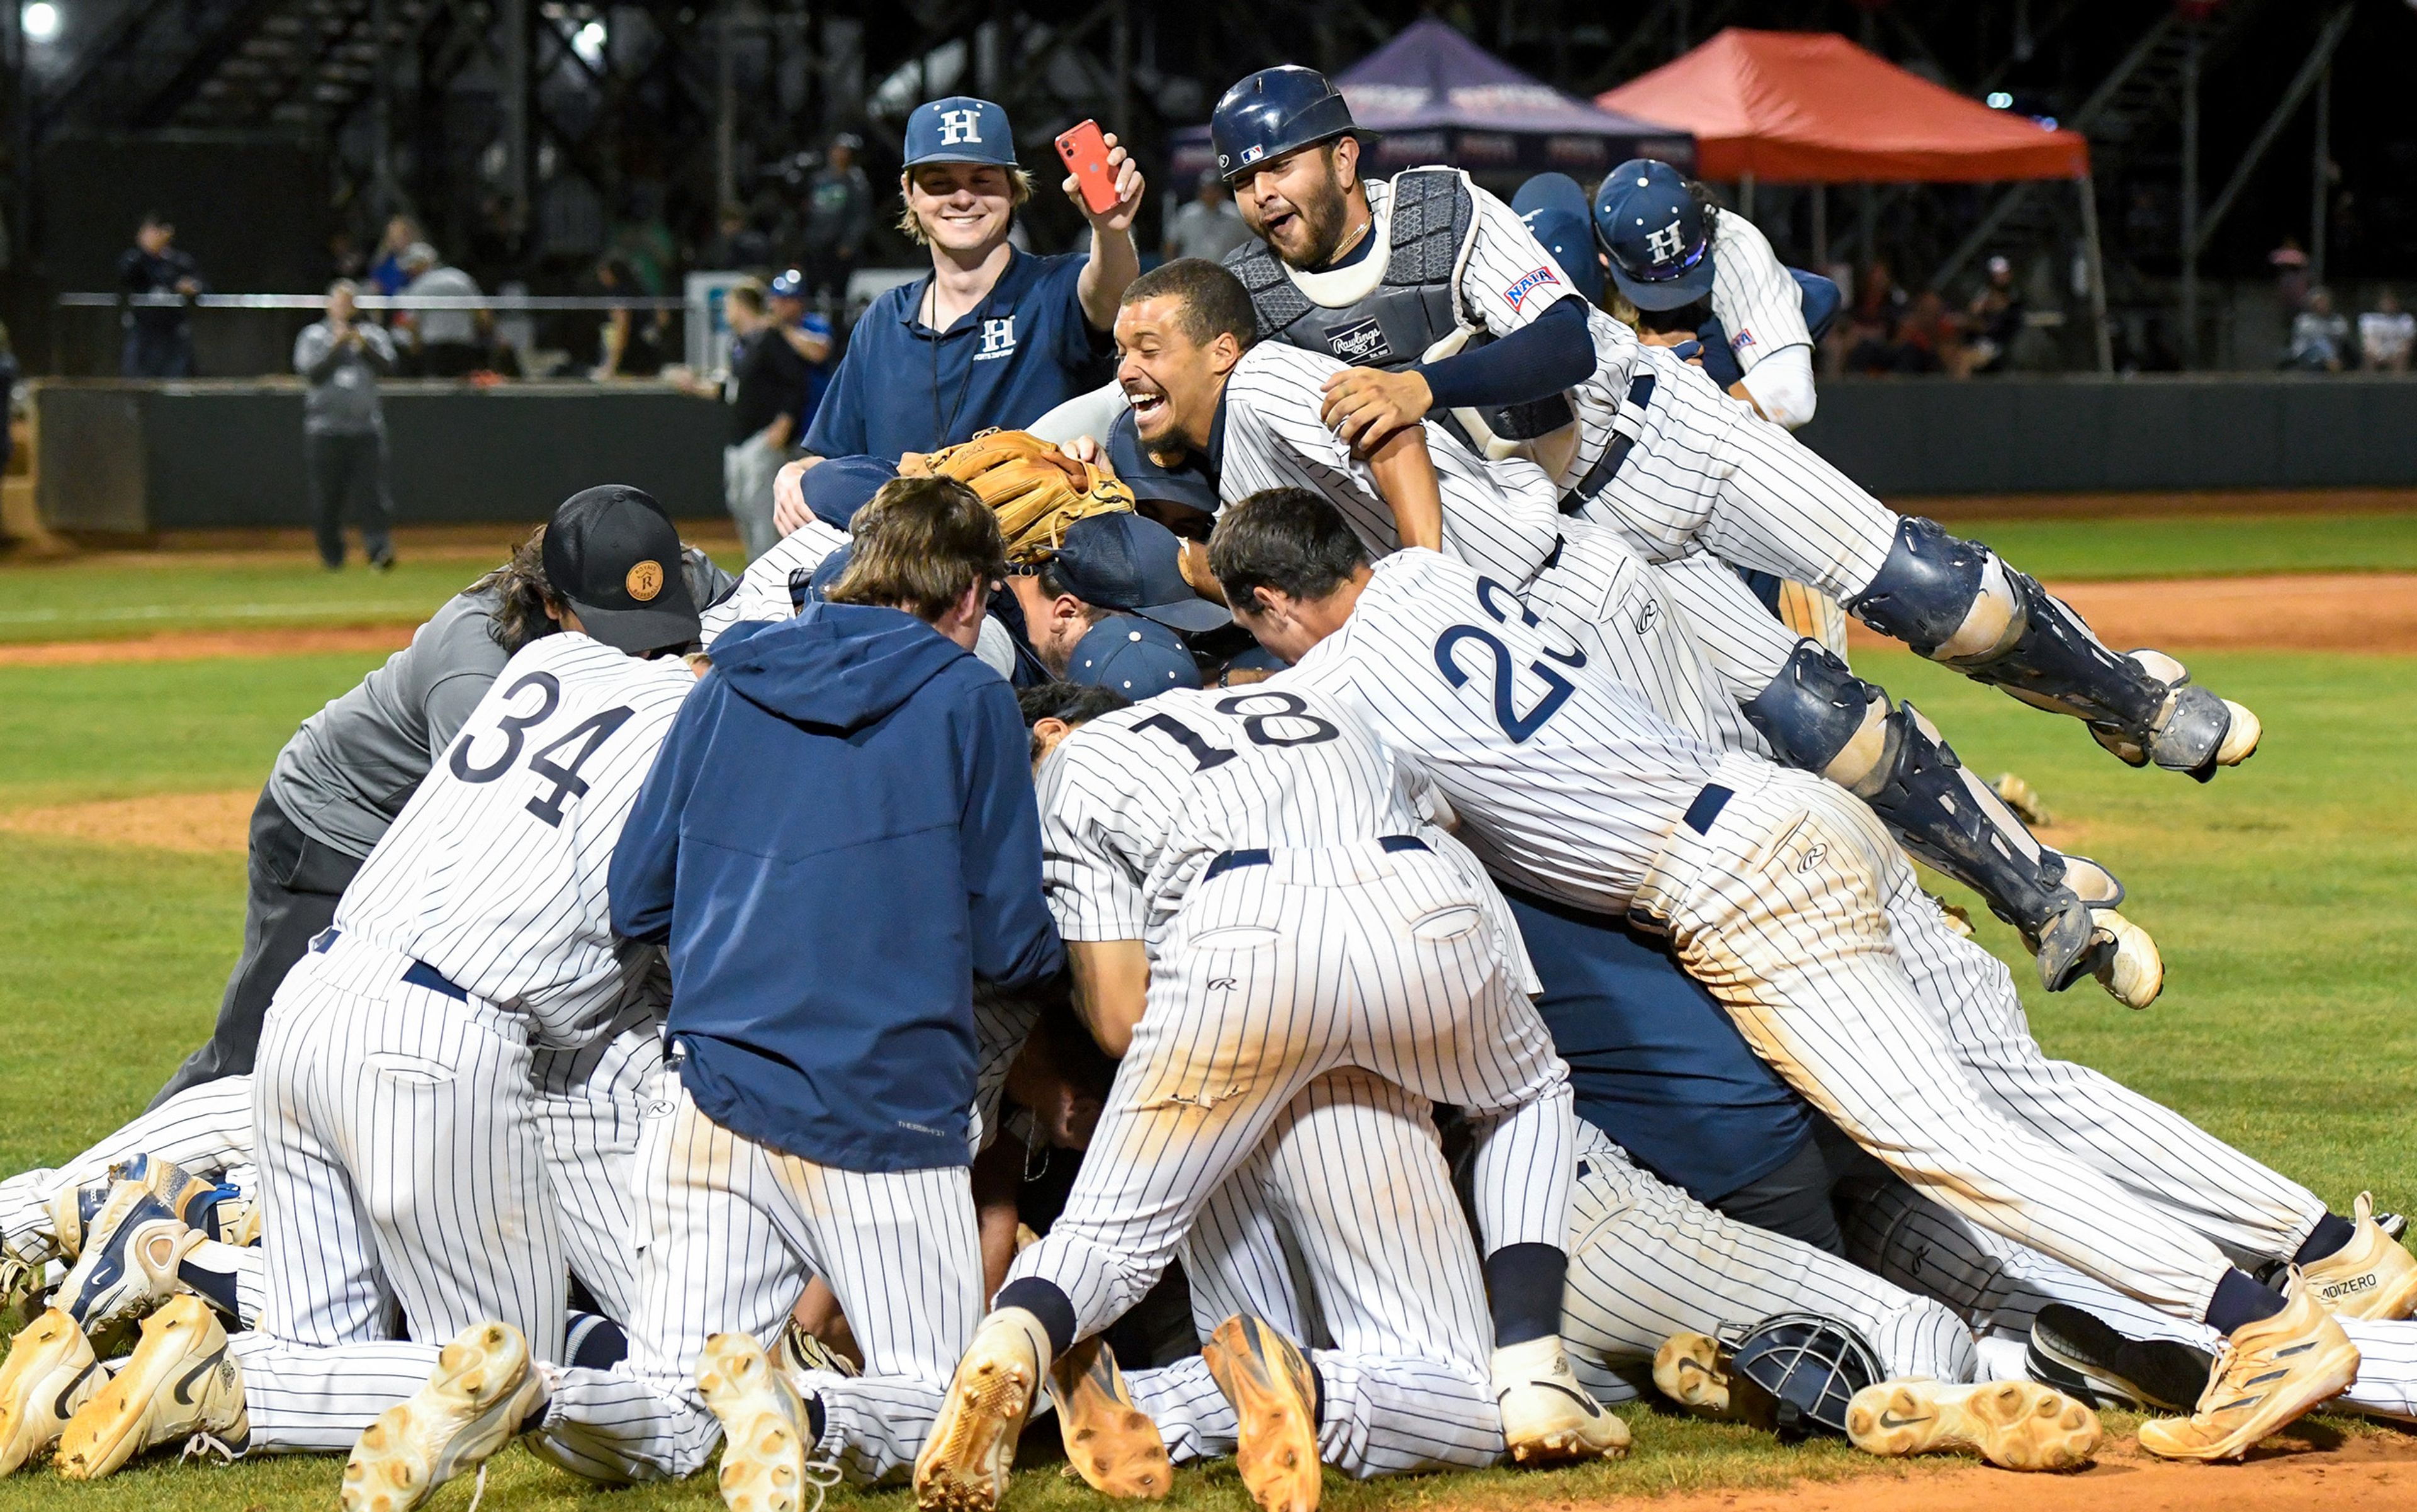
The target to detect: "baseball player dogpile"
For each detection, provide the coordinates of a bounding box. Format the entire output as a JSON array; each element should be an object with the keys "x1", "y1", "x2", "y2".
[{"x1": 4, "y1": 65, "x2": 2414, "y2": 1512}]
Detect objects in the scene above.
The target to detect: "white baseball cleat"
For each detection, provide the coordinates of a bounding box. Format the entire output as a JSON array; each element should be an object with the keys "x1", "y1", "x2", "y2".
[
  {"x1": 913, "y1": 1308, "x2": 1046, "y2": 1512},
  {"x1": 1650, "y1": 1331, "x2": 1732, "y2": 1418},
  {"x1": 1845, "y1": 1378, "x2": 2102, "y2": 1470},
  {"x1": 1046, "y1": 1335, "x2": 1172, "y2": 1500},
  {"x1": 0, "y1": 1307, "x2": 106, "y2": 1475},
  {"x1": 54, "y1": 1294, "x2": 246, "y2": 1480},
  {"x1": 1203, "y1": 1314, "x2": 1322, "y2": 1512},
  {"x1": 57, "y1": 1190, "x2": 201, "y2": 1333},
  {"x1": 2299, "y1": 1193, "x2": 2417, "y2": 1321},
  {"x1": 1494, "y1": 1334, "x2": 1630, "y2": 1463},
  {"x1": 342, "y1": 1318, "x2": 541, "y2": 1512},
  {"x1": 699, "y1": 1330, "x2": 837, "y2": 1512}
]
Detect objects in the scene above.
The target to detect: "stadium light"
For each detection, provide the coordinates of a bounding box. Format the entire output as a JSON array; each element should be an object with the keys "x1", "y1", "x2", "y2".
[
  {"x1": 572, "y1": 18, "x2": 606, "y2": 64},
  {"x1": 1985, "y1": 91, "x2": 2014, "y2": 109},
  {"x1": 22, "y1": 2, "x2": 59, "y2": 40}
]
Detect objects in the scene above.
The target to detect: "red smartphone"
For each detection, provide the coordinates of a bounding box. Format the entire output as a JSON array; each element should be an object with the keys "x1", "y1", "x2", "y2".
[{"x1": 1056, "y1": 119, "x2": 1121, "y2": 215}]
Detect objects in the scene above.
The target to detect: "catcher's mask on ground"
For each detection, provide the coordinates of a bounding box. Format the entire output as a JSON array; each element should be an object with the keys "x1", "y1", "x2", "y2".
[{"x1": 1722, "y1": 1314, "x2": 1885, "y2": 1440}]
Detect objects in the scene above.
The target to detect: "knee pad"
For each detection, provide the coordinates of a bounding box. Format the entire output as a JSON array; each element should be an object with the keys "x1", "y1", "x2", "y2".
[
  {"x1": 1843, "y1": 517, "x2": 2017, "y2": 659},
  {"x1": 1738, "y1": 641, "x2": 1890, "y2": 784}
]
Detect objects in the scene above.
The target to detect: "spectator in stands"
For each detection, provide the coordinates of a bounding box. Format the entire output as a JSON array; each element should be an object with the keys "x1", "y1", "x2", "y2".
[
  {"x1": 594, "y1": 256, "x2": 670, "y2": 379},
  {"x1": 370, "y1": 214, "x2": 424, "y2": 297},
  {"x1": 703, "y1": 201, "x2": 774, "y2": 272},
  {"x1": 2284, "y1": 286, "x2": 2350, "y2": 372},
  {"x1": 293, "y1": 279, "x2": 398, "y2": 572},
  {"x1": 396, "y1": 243, "x2": 488, "y2": 378},
  {"x1": 2360, "y1": 287, "x2": 2413, "y2": 373},
  {"x1": 118, "y1": 210, "x2": 204, "y2": 378},
  {"x1": 1163, "y1": 169, "x2": 1253, "y2": 263},
  {"x1": 1966, "y1": 254, "x2": 2025, "y2": 375},
  {"x1": 0, "y1": 322, "x2": 20, "y2": 483},
  {"x1": 800, "y1": 133, "x2": 873, "y2": 305}
]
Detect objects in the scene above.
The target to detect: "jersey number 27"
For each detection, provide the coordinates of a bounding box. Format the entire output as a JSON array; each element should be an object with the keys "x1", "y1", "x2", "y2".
[{"x1": 448, "y1": 670, "x2": 635, "y2": 827}]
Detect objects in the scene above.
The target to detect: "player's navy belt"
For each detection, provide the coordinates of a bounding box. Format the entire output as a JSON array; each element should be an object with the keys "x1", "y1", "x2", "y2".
[
  {"x1": 1558, "y1": 373, "x2": 1655, "y2": 516},
  {"x1": 1202, "y1": 834, "x2": 1429, "y2": 883},
  {"x1": 308, "y1": 927, "x2": 469, "y2": 1002}
]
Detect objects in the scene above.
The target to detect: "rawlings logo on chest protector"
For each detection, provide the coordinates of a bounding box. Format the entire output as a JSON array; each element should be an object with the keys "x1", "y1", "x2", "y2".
[{"x1": 1323, "y1": 317, "x2": 1395, "y2": 365}]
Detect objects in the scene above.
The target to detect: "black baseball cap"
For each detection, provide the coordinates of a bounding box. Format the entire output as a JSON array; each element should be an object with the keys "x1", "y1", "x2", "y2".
[
  {"x1": 541, "y1": 485, "x2": 702, "y2": 653},
  {"x1": 1044, "y1": 512, "x2": 1230, "y2": 634}
]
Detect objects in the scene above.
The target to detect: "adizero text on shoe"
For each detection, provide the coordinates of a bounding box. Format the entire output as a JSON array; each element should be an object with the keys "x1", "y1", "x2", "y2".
[
  {"x1": 2025, "y1": 1303, "x2": 2212, "y2": 1413},
  {"x1": 699, "y1": 1331, "x2": 828, "y2": 1512},
  {"x1": 55, "y1": 1294, "x2": 245, "y2": 1479},
  {"x1": 1047, "y1": 1337, "x2": 1171, "y2": 1500},
  {"x1": 1203, "y1": 1314, "x2": 1322, "y2": 1512},
  {"x1": 2299, "y1": 1193, "x2": 2417, "y2": 1321},
  {"x1": 1495, "y1": 1334, "x2": 1628, "y2": 1463},
  {"x1": 1845, "y1": 1379, "x2": 2102, "y2": 1470},
  {"x1": 1650, "y1": 1332, "x2": 1731, "y2": 1418},
  {"x1": 0, "y1": 1308, "x2": 103, "y2": 1474},
  {"x1": 2137, "y1": 1279, "x2": 2358, "y2": 1462},
  {"x1": 913, "y1": 1310, "x2": 1044, "y2": 1512},
  {"x1": 342, "y1": 1319, "x2": 539, "y2": 1512}
]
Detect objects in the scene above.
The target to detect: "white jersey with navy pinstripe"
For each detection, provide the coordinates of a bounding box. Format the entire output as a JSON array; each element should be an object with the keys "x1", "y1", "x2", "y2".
[
  {"x1": 701, "y1": 518, "x2": 850, "y2": 645},
  {"x1": 1706, "y1": 211, "x2": 1811, "y2": 378},
  {"x1": 334, "y1": 631, "x2": 694, "y2": 1048},
  {"x1": 1273, "y1": 548, "x2": 1718, "y2": 915},
  {"x1": 1037, "y1": 685, "x2": 1428, "y2": 953},
  {"x1": 1215, "y1": 341, "x2": 1565, "y2": 587}
]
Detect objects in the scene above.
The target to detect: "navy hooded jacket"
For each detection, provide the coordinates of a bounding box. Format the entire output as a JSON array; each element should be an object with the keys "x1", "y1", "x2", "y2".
[{"x1": 609, "y1": 603, "x2": 1063, "y2": 1171}]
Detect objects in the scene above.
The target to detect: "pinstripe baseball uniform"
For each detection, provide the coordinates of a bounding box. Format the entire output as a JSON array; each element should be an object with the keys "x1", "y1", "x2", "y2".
[
  {"x1": 701, "y1": 518, "x2": 850, "y2": 644},
  {"x1": 1009, "y1": 685, "x2": 1574, "y2": 1344},
  {"x1": 230, "y1": 631, "x2": 695, "y2": 1451},
  {"x1": 1705, "y1": 213, "x2": 1814, "y2": 396},
  {"x1": 1214, "y1": 341, "x2": 1567, "y2": 589},
  {"x1": 0, "y1": 1076, "x2": 257, "y2": 1267},
  {"x1": 1845, "y1": 1178, "x2": 2417, "y2": 1425},
  {"x1": 1125, "y1": 1069, "x2": 1504, "y2": 1478},
  {"x1": 1271, "y1": 548, "x2": 2283, "y2": 1326}
]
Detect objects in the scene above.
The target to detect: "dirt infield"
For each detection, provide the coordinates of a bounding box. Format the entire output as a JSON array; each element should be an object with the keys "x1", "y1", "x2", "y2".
[
  {"x1": 1629, "y1": 1425, "x2": 2417, "y2": 1512},
  {"x1": 0, "y1": 624, "x2": 414, "y2": 665},
  {"x1": 0, "y1": 789, "x2": 254, "y2": 850}
]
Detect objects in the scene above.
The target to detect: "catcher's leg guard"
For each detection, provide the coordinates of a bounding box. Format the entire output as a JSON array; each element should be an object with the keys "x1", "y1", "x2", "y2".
[
  {"x1": 1742, "y1": 641, "x2": 2117, "y2": 995},
  {"x1": 1844, "y1": 517, "x2": 2253, "y2": 780}
]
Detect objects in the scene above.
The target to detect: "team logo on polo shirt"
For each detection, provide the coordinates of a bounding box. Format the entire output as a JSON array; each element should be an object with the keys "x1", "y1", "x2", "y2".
[
  {"x1": 626, "y1": 560, "x2": 665, "y2": 601},
  {"x1": 1501, "y1": 266, "x2": 1562, "y2": 312},
  {"x1": 974, "y1": 316, "x2": 1018, "y2": 361},
  {"x1": 1322, "y1": 316, "x2": 1393, "y2": 364}
]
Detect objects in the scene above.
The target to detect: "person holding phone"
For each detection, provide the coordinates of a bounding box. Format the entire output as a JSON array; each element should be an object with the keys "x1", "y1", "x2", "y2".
[{"x1": 773, "y1": 96, "x2": 1144, "y2": 536}]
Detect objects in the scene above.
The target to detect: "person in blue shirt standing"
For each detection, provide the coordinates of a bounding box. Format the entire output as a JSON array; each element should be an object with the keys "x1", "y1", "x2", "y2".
[{"x1": 773, "y1": 95, "x2": 1145, "y2": 535}]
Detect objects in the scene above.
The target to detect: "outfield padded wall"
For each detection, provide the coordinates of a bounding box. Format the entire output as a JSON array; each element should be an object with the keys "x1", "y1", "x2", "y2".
[{"x1": 30, "y1": 374, "x2": 2417, "y2": 533}]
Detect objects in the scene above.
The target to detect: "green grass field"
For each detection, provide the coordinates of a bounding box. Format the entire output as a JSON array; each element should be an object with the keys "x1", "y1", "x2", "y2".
[
  {"x1": 0, "y1": 541, "x2": 2408, "y2": 1507},
  {"x1": 6, "y1": 511, "x2": 2413, "y2": 646}
]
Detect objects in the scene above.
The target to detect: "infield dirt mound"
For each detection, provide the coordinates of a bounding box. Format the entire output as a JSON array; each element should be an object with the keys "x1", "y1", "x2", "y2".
[
  {"x1": 0, "y1": 789, "x2": 254, "y2": 851},
  {"x1": 1620, "y1": 1424, "x2": 2417, "y2": 1512},
  {"x1": 0, "y1": 624, "x2": 412, "y2": 666}
]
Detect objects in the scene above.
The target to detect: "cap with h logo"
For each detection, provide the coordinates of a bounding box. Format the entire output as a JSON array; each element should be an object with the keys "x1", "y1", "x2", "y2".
[
  {"x1": 540, "y1": 485, "x2": 702, "y2": 654},
  {"x1": 1592, "y1": 158, "x2": 1715, "y2": 312},
  {"x1": 904, "y1": 96, "x2": 1018, "y2": 169}
]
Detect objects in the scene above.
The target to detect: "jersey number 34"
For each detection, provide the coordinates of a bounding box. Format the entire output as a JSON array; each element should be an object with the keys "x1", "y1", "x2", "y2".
[{"x1": 447, "y1": 670, "x2": 636, "y2": 827}]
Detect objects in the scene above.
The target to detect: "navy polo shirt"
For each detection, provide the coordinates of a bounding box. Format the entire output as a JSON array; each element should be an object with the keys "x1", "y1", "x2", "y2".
[{"x1": 804, "y1": 248, "x2": 1103, "y2": 459}]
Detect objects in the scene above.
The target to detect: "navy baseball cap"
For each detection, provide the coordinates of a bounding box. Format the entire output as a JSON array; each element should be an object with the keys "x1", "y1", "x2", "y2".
[
  {"x1": 1218, "y1": 643, "x2": 1288, "y2": 683},
  {"x1": 1521, "y1": 208, "x2": 1603, "y2": 308},
  {"x1": 1045, "y1": 512, "x2": 1230, "y2": 633},
  {"x1": 904, "y1": 97, "x2": 1017, "y2": 169},
  {"x1": 541, "y1": 485, "x2": 702, "y2": 654},
  {"x1": 806, "y1": 542, "x2": 853, "y2": 601},
  {"x1": 802, "y1": 455, "x2": 898, "y2": 530},
  {"x1": 1513, "y1": 172, "x2": 1591, "y2": 221},
  {"x1": 1107, "y1": 409, "x2": 1221, "y2": 517},
  {"x1": 767, "y1": 268, "x2": 806, "y2": 299},
  {"x1": 1067, "y1": 615, "x2": 1202, "y2": 697},
  {"x1": 1594, "y1": 158, "x2": 1715, "y2": 312}
]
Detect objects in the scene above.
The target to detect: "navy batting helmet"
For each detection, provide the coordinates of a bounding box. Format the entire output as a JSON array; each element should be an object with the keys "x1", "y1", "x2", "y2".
[
  {"x1": 1594, "y1": 158, "x2": 1715, "y2": 311},
  {"x1": 1212, "y1": 66, "x2": 1365, "y2": 184},
  {"x1": 1724, "y1": 1314, "x2": 1884, "y2": 1440}
]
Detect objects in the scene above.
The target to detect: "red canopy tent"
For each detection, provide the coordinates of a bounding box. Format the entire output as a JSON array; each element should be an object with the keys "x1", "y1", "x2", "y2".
[{"x1": 1598, "y1": 28, "x2": 2108, "y2": 368}]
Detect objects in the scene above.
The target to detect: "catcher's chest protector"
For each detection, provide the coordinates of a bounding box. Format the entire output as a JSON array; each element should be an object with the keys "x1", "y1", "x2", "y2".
[{"x1": 1224, "y1": 169, "x2": 1572, "y2": 444}]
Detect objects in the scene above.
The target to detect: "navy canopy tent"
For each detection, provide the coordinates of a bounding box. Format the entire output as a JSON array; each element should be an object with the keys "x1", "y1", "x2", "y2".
[{"x1": 1170, "y1": 19, "x2": 1693, "y2": 184}]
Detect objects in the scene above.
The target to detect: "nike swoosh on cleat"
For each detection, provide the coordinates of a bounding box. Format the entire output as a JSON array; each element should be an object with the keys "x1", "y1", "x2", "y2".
[
  {"x1": 172, "y1": 1346, "x2": 228, "y2": 1408},
  {"x1": 1878, "y1": 1413, "x2": 1932, "y2": 1431},
  {"x1": 52, "y1": 1360, "x2": 101, "y2": 1421}
]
